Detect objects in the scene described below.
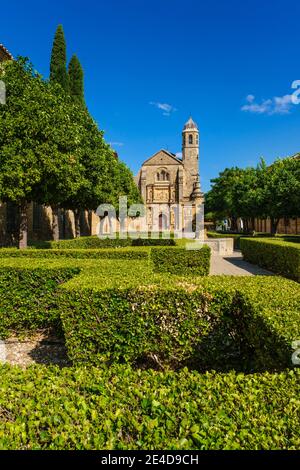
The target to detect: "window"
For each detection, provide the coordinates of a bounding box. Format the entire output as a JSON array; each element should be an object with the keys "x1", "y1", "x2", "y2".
[
  {"x1": 189, "y1": 134, "x2": 193, "y2": 145},
  {"x1": 157, "y1": 169, "x2": 169, "y2": 181},
  {"x1": 183, "y1": 135, "x2": 186, "y2": 146},
  {"x1": 196, "y1": 135, "x2": 199, "y2": 145}
]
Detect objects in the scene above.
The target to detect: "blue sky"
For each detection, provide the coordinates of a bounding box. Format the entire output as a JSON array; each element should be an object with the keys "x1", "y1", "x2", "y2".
[{"x1": 2, "y1": 0, "x2": 300, "y2": 191}]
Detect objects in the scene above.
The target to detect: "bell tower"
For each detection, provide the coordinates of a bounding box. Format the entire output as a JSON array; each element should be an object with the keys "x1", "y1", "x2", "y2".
[{"x1": 182, "y1": 117, "x2": 200, "y2": 199}]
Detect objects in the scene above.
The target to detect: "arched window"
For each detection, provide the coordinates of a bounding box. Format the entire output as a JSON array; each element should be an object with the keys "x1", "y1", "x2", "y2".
[
  {"x1": 183, "y1": 135, "x2": 186, "y2": 146},
  {"x1": 189, "y1": 134, "x2": 193, "y2": 145},
  {"x1": 157, "y1": 169, "x2": 170, "y2": 181},
  {"x1": 196, "y1": 134, "x2": 199, "y2": 145}
]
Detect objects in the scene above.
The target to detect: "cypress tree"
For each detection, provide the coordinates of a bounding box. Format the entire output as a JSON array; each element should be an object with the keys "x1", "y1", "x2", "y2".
[
  {"x1": 68, "y1": 54, "x2": 85, "y2": 106},
  {"x1": 50, "y1": 25, "x2": 69, "y2": 92}
]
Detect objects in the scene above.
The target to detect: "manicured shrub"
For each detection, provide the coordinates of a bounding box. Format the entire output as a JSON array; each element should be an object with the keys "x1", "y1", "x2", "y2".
[
  {"x1": 60, "y1": 286, "x2": 246, "y2": 370},
  {"x1": 240, "y1": 238, "x2": 300, "y2": 282},
  {"x1": 0, "y1": 256, "x2": 299, "y2": 372},
  {"x1": 60, "y1": 268, "x2": 300, "y2": 371},
  {"x1": 50, "y1": 236, "x2": 132, "y2": 249},
  {"x1": 132, "y1": 238, "x2": 176, "y2": 246},
  {"x1": 0, "y1": 266, "x2": 78, "y2": 337},
  {"x1": 150, "y1": 246, "x2": 211, "y2": 275},
  {"x1": 0, "y1": 364, "x2": 299, "y2": 449},
  {"x1": 0, "y1": 248, "x2": 149, "y2": 260}
]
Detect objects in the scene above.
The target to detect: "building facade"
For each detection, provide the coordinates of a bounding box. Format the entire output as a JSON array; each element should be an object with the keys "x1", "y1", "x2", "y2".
[{"x1": 136, "y1": 118, "x2": 204, "y2": 232}]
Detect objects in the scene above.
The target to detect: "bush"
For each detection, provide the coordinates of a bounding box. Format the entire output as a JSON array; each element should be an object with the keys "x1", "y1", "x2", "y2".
[
  {"x1": 60, "y1": 286, "x2": 243, "y2": 370},
  {"x1": 60, "y1": 269, "x2": 300, "y2": 371},
  {"x1": 29, "y1": 235, "x2": 177, "y2": 249},
  {"x1": 150, "y1": 246, "x2": 211, "y2": 275},
  {"x1": 0, "y1": 266, "x2": 78, "y2": 338},
  {"x1": 0, "y1": 364, "x2": 299, "y2": 449},
  {"x1": 0, "y1": 256, "x2": 299, "y2": 372},
  {"x1": 132, "y1": 238, "x2": 176, "y2": 246},
  {"x1": 50, "y1": 236, "x2": 133, "y2": 249},
  {"x1": 0, "y1": 248, "x2": 149, "y2": 260},
  {"x1": 240, "y1": 238, "x2": 300, "y2": 282}
]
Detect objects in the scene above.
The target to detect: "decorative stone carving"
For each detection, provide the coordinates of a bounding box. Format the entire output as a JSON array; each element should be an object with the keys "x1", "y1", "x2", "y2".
[{"x1": 154, "y1": 188, "x2": 169, "y2": 202}]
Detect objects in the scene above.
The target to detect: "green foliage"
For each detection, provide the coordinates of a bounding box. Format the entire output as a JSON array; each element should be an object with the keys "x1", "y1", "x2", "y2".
[
  {"x1": 0, "y1": 267, "x2": 77, "y2": 338},
  {"x1": 205, "y1": 157, "x2": 300, "y2": 233},
  {"x1": 131, "y1": 238, "x2": 176, "y2": 246},
  {"x1": 0, "y1": 58, "x2": 141, "y2": 245},
  {"x1": 50, "y1": 236, "x2": 133, "y2": 249},
  {"x1": 29, "y1": 236, "x2": 177, "y2": 249},
  {"x1": 151, "y1": 246, "x2": 211, "y2": 275},
  {"x1": 0, "y1": 364, "x2": 299, "y2": 449},
  {"x1": 0, "y1": 254, "x2": 299, "y2": 372},
  {"x1": 0, "y1": 247, "x2": 149, "y2": 260},
  {"x1": 240, "y1": 238, "x2": 300, "y2": 282},
  {"x1": 50, "y1": 24, "x2": 69, "y2": 92},
  {"x1": 68, "y1": 54, "x2": 84, "y2": 106}
]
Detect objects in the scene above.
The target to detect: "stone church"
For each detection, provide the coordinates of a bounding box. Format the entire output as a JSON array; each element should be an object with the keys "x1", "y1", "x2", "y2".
[{"x1": 136, "y1": 118, "x2": 204, "y2": 231}]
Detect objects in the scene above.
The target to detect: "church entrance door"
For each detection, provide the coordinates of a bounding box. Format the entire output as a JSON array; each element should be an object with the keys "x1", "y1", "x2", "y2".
[{"x1": 159, "y1": 213, "x2": 168, "y2": 231}]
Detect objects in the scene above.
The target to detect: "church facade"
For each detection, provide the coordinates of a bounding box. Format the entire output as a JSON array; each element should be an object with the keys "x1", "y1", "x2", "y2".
[{"x1": 136, "y1": 118, "x2": 204, "y2": 232}]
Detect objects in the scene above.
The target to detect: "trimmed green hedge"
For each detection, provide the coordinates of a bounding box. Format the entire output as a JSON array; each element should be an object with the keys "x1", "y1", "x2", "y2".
[
  {"x1": 132, "y1": 238, "x2": 176, "y2": 246},
  {"x1": 60, "y1": 286, "x2": 243, "y2": 370},
  {"x1": 240, "y1": 238, "x2": 300, "y2": 282},
  {"x1": 0, "y1": 364, "x2": 299, "y2": 450},
  {"x1": 50, "y1": 236, "x2": 132, "y2": 249},
  {"x1": 0, "y1": 256, "x2": 299, "y2": 372},
  {"x1": 60, "y1": 274, "x2": 300, "y2": 371},
  {"x1": 29, "y1": 236, "x2": 178, "y2": 250},
  {"x1": 0, "y1": 266, "x2": 78, "y2": 338},
  {"x1": 0, "y1": 248, "x2": 149, "y2": 260},
  {"x1": 151, "y1": 246, "x2": 211, "y2": 275}
]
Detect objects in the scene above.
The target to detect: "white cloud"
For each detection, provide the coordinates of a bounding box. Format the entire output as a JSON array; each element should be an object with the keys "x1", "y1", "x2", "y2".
[
  {"x1": 150, "y1": 101, "x2": 177, "y2": 116},
  {"x1": 109, "y1": 142, "x2": 124, "y2": 147},
  {"x1": 175, "y1": 152, "x2": 182, "y2": 159},
  {"x1": 241, "y1": 93, "x2": 295, "y2": 115}
]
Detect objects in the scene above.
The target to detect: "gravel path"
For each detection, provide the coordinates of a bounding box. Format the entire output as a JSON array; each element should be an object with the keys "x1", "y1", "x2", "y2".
[{"x1": 0, "y1": 332, "x2": 71, "y2": 368}]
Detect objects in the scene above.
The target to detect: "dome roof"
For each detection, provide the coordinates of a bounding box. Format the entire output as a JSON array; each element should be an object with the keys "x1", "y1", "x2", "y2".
[{"x1": 183, "y1": 117, "x2": 198, "y2": 131}]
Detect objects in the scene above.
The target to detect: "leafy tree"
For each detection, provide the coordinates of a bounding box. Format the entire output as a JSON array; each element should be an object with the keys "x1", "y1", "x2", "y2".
[
  {"x1": 50, "y1": 25, "x2": 69, "y2": 92},
  {"x1": 205, "y1": 157, "x2": 300, "y2": 234},
  {"x1": 68, "y1": 54, "x2": 84, "y2": 106},
  {"x1": 0, "y1": 59, "x2": 50, "y2": 248},
  {"x1": 260, "y1": 157, "x2": 300, "y2": 233},
  {"x1": 0, "y1": 58, "x2": 86, "y2": 247},
  {"x1": 205, "y1": 167, "x2": 244, "y2": 230},
  {"x1": 63, "y1": 113, "x2": 142, "y2": 237}
]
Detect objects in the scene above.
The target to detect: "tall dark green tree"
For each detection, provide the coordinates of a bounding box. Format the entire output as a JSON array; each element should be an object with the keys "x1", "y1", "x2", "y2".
[
  {"x1": 50, "y1": 25, "x2": 69, "y2": 92},
  {"x1": 68, "y1": 54, "x2": 85, "y2": 106}
]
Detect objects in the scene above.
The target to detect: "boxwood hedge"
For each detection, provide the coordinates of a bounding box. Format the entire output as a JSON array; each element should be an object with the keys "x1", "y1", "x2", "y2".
[
  {"x1": 151, "y1": 245, "x2": 211, "y2": 275},
  {"x1": 0, "y1": 247, "x2": 149, "y2": 260},
  {"x1": 29, "y1": 236, "x2": 178, "y2": 250},
  {"x1": 60, "y1": 273, "x2": 300, "y2": 371},
  {"x1": 0, "y1": 255, "x2": 299, "y2": 371},
  {"x1": 0, "y1": 364, "x2": 299, "y2": 450},
  {"x1": 240, "y1": 238, "x2": 300, "y2": 282}
]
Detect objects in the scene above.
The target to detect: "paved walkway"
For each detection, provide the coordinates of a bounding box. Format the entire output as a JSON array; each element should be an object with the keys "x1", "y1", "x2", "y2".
[{"x1": 210, "y1": 251, "x2": 273, "y2": 276}]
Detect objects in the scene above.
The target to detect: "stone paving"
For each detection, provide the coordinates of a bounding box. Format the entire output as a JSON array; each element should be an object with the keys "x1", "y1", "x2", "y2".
[{"x1": 210, "y1": 251, "x2": 273, "y2": 276}]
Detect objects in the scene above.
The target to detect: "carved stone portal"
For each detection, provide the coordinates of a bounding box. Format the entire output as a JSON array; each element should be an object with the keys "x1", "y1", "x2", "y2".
[{"x1": 154, "y1": 188, "x2": 169, "y2": 203}]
